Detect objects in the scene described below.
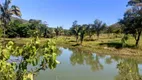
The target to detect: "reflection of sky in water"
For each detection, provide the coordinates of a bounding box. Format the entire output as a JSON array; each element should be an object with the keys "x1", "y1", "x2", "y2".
[
  {"x1": 36, "y1": 48, "x2": 141, "y2": 80},
  {"x1": 8, "y1": 56, "x2": 23, "y2": 63},
  {"x1": 138, "y1": 65, "x2": 142, "y2": 74}
]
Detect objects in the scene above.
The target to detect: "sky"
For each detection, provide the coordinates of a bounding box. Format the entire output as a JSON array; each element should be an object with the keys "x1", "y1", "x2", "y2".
[{"x1": 11, "y1": 0, "x2": 129, "y2": 29}]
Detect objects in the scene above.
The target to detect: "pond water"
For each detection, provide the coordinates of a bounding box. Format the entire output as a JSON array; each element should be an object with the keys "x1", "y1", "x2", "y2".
[{"x1": 36, "y1": 47, "x2": 142, "y2": 80}]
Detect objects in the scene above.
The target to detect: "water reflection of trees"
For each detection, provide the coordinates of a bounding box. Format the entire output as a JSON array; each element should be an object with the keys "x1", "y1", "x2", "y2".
[
  {"x1": 69, "y1": 48, "x2": 103, "y2": 71},
  {"x1": 106, "y1": 56, "x2": 142, "y2": 80},
  {"x1": 115, "y1": 58, "x2": 142, "y2": 80},
  {"x1": 56, "y1": 47, "x2": 62, "y2": 56},
  {"x1": 60, "y1": 47, "x2": 142, "y2": 79}
]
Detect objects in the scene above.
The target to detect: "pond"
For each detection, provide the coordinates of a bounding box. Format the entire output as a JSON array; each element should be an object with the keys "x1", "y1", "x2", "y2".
[{"x1": 36, "y1": 47, "x2": 142, "y2": 80}]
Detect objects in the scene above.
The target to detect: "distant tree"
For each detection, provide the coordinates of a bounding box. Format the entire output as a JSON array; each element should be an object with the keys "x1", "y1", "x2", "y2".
[
  {"x1": 107, "y1": 23, "x2": 122, "y2": 38},
  {"x1": 5, "y1": 19, "x2": 50, "y2": 38},
  {"x1": 50, "y1": 28, "x2": 56, "y2": 38},
  {"x1": 37, "y1": 23, "x2": 48, "y2": 37},
  {"x1": 55, "y1": 26, "x2": 63, "y2": 37},
  {"x1": 63, "y1": 29, "x2": 71, "y2": 36},
  {"x1": 93, "y1": 19, "x2": 106, "y2": 39},
  {"x1": 29, "y1": 19, "x2": 41, "y2": 30},
  {"x1": 42, "y1": 27, "x2": 55, "y2": 38},
  {"x1": 106, "y1": 26, "x2": 113, "y2": 37},
  {"x1": 20, "y1": 24, "x2": 30, "y2": 37},
  {"x1": 6, "y1": 20, "x2": 23, "y2": 38},
  {"x1": 0, "y1": 0, "x2": 21, "y2": 39},
  {"x1": 108, "y1": 23, "x2": 122, "y2": 33},
  {"x1": 28, "y1": 19, "x2": 44, "y2": 37}
]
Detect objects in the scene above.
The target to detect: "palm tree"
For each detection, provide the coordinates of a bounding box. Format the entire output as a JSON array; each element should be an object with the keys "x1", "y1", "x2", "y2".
[
  {"x1": 86, "y1": 24, "x2": 95, "y2": 39},
  {"x1": 73, "y1": 26, "x2": 81, "y2": 42},
  {"x1": 71, "y1": 20, "x2": 81, "y2": 42},
  {"x1": 0, "y1": 0, "x2": 21, "y2": 39},
  {"x1": 93, "y1": 19, "x2": 106, "y2": 39}
]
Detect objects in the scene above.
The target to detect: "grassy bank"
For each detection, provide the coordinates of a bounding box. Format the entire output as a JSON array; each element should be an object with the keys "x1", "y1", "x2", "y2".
[
  {"x1": 2, "y1": 34, "x2": 142, "y2": 57},
  {"x1": 55, "y1": 35, "x2": 142, "y2": 57}
]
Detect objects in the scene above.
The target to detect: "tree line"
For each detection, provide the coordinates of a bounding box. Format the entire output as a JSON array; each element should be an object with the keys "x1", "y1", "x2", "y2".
[
  {"x1": 0, "y1": 18, "x2": 122, "y2": 39},
  {"x1": 69, "y1": 19, "x2": 123, "y2": 45},
  {"x1": 0, "y1": 18, "x2": 123, "y2": 46}
]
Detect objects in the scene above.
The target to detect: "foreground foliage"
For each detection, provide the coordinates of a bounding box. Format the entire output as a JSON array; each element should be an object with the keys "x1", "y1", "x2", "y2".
[{"x1": 0, "y1": 37, "x2": 59, "y2": 80}]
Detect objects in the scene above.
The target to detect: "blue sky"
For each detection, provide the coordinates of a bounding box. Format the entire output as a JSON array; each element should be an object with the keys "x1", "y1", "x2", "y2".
[{"x1": 12, "y1": 0, "x2": 129, "y2": 29}]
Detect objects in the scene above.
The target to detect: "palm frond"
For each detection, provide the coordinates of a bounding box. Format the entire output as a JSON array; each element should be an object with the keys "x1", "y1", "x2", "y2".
[
  {"x1": 8, "y1": 0, "x2": 12, "y2": 4},
  {"x1": 11, "y1": 5, "x2": 22, "y2": 17},
  {"x1": 0, "y1": 4, "x2": 5, "y2": 13},
  {"x1": 4, "y1": 0, "x2": 11, "y2": 11}
]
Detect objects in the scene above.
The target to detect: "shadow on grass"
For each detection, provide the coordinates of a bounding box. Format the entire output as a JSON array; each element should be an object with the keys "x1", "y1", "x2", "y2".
[
  {"x1": 69, "y1": 40, "x2": 76, "y2": 42},
  {"x1": 72, "y1": 43, "x2": 80, "y2": 46},
  {"x1": 99, "y1": 42, "x2": 136, "y2": 49},
  {"x1": 84, "y1": 38, "x2": 97, "y2": 41}
]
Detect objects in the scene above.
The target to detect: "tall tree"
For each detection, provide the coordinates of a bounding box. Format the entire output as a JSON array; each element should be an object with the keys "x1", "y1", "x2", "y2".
[
  {"x1": 120, "y1": 0, "x2": 142, "y2": 46},
  {"x1": 0, "y1": 0, "x2": 21, "y2": 39}
]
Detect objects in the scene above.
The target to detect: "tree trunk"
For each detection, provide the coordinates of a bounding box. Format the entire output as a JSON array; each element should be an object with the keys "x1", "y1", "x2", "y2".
[
  {"x1": 3, "y1": 22, "x2": 7, "y2": 42},
  {"x1": 89, "y1": 34, "x2": 92, "y2": 39},
  {"x1": 80, "y1": 40, "x2": 83, "y2": 45},
  {"x1": 3, "y1": 27, "x2": 5, "y2": 40},
  {"x1": 80, "y1": 36, "x2": 83, "y2": 45},
  {"x1": 97, "y1": 32, "x2": 99, "y2": 39},
  {"x1": 76, "y1": 35, "x2": 78, "y2": 42},
  {"x1": 3, "y1": 20, "x2": 7, "y2": 42},
  {"x1": 108, "y1": 33, "x2": 110, "y2": 38},
  {"x1": 135, "y1": 31, "x2": 141, "y2": 47},
  {"x1": 133, "y1": 34, "x2": 137, "y2": 41}
]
